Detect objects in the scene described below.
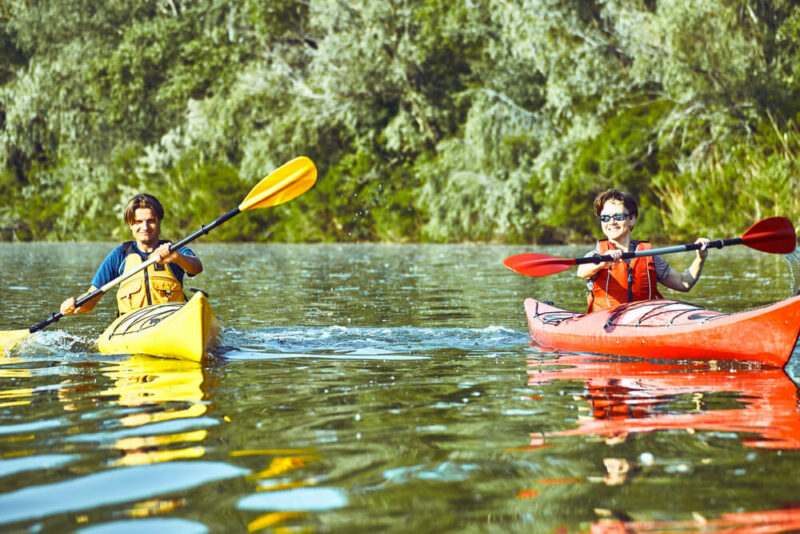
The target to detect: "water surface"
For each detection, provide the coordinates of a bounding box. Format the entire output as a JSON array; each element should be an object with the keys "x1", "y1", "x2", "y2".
[{"x1": 1, "y1": 243, "x2": 799, "y2": 533}]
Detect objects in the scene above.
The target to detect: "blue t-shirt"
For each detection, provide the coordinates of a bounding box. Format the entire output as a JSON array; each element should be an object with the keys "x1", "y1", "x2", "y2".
[{"x1": 90, "y1": 241, "x2": 197, "y2": 289}]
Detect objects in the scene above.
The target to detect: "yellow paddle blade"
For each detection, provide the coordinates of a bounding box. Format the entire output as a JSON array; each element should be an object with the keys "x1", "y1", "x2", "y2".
[
  {"x1": 239, "y1": 156, "x2": 317, "y2": 212},
  {"x1": 0, "y1": 329, "x2": 30, "y2": 355}
]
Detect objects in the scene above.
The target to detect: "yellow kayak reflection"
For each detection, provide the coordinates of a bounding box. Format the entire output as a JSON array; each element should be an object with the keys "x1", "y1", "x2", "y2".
[
  {"x1": 0, "y1": 356, "x2": 33, "y2": 408},
  {"x1": 231, "y1": 448, "x2": 324, "y2": 533},
  {"x1": 99, "y1": 354, "x2": 209, "y2": 467}
]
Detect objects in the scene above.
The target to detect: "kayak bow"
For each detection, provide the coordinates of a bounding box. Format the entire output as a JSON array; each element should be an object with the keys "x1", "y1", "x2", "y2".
[{"x1": 96, "y1": 291, "x2": 220, "y2": 362}]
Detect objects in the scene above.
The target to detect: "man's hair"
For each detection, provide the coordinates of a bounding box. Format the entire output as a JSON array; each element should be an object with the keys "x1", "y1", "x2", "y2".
[
  {"x1": 123, "y1": 194, "x2": 164, "y2": 225},
  {"x1": 593, "y1": 189, "x2": 638, "y2": 217}
]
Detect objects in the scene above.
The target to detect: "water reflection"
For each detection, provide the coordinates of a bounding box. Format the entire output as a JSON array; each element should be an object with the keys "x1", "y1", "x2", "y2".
[
  {"x1": 2, "y1": 243, "x2": 800, "y2": 531},
  {"x1": 0, "y1": 461, "x2": 246, "y2": 526},
  {"x1": 95, "y1": 356, "x2": 210, "y2": 467},
  {"x1": 525, "y1": 353, "x2": 800, "y2": 450},
  {"x1": 0, "y1": 356, "x2": 32, "y2": 408},
  {"x1": 593, "y1": 507, "x2": 800, "y2": 533},
  {"x1": 0, "y1": 354, "x2": 234, "y2": 528},
  {"x1": 521, "y1": 353, "x2": 800, "y2": 532},
  {"x1": 231, "y1": 448, "x2": 342, "y2": 531}
]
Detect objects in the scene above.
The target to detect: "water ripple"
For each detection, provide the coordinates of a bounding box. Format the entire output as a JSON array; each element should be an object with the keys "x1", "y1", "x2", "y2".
[
  {"x1": 238, "y1": 487, "x2": 348, "y2": 511},
  {"x1": 0, "y1": 461, "x2": 249, "y2": 525},
  {"x1": 220, "y1": 325, "x2": 530, "y2": 361},
  {"x1": 0, "y1": 454, "x2": 79, "y2": 478},
  {"x1": 76, "y1": 518, "x2": 209, "y2": 534}
]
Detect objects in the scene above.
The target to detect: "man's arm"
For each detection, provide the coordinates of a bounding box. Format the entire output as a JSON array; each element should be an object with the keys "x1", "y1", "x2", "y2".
[
  {"x1": 153, "y1": 243, "x2": 203, "y2": 276},
  {"x1": 60, "y1": 287, "x2": 103, "y2": 315}
]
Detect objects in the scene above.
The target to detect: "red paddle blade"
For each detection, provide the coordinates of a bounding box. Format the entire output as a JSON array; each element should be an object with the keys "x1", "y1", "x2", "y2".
[
  {"x1": 503, "y1": 253, "x2": 578, "y2": 277},
  {"x1": 742, "y1": 217, "x2": 797, "y2": 254}
]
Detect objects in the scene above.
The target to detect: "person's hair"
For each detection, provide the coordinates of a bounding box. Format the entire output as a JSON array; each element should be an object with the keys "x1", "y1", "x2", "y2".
[
  {"x1": 123, "y1": 194, "x2": 164, "y2": 225},
  {"x1": 593, "y1": 189, "x2": 638, "y2": 217}
]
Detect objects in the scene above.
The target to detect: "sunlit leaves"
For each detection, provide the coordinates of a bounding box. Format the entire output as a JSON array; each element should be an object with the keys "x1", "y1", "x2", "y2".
[{"x1": 1, "y1": 0, "x2": 800, "y2": 242}]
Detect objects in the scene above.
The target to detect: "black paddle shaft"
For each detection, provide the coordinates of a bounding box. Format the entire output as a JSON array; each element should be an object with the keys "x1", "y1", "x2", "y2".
[
  {"x1": 28, "y1": 206, "x2": 242, "y2": 334},
  {"x1": 575, "y1": 238, "x2": 737, "y2": 265}
]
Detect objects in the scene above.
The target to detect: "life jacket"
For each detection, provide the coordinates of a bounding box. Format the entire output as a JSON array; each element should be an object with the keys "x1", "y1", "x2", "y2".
[
  {"x1": 116, "y1": 241, "x2": 186, "y2": 315},
  {"x1": 587, "y1": 240, "x2": 663, "y2": 313}
]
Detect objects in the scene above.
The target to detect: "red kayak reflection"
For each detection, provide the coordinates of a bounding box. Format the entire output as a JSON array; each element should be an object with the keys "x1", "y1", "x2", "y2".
[
  {"x1": 592, "y1": 507, "x2": 800, "y2": 533},
  {"x1": 526, "y1": 352, "x2": 800, "y2": 450}
]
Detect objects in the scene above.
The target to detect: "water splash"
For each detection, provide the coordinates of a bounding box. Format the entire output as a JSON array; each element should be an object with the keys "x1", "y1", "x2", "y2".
[
  {"x1": 219, "y1": 325, "x2": 531, "y2": 361},
  {"x1": 12, "y1": 330, "x2": 96, "y2": 359}
]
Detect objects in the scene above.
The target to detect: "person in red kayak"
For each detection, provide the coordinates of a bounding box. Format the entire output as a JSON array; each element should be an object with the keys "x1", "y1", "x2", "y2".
[
  {"x1": 578, "y1": 189, "x2": 710, "y2": 313},
  {"x1": 59, "y1": 194, "x2": 203, "y2": 316}
]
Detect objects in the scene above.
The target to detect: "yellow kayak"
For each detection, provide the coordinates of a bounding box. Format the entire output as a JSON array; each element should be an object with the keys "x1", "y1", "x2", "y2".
[{"x1": 97, "y1": 291, "x2": 221, "y2": 362}]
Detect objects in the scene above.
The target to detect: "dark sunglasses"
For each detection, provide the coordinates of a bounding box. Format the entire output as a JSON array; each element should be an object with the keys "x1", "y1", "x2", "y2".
[{"x1": 598, "y1": 213, "x2": 629, "y2": 223}]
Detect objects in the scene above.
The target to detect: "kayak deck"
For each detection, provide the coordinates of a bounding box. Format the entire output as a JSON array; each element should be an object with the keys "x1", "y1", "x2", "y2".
[
  {"x1": 524, "y1": 296, "x2": 800, "y2": 367},
  {"x1": 97, "y1": 291, "x2": 221, "y2": 362}
]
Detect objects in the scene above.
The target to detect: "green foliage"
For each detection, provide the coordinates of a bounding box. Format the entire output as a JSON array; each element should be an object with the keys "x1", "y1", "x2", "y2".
[
  {"x1": 2, "y1": 0, "x2": 800, "y2": 243},
  {"x1": 653, "y1": 118, "x2": 800, "y2": 240},
  {"x1": 415, "y1": 90, "x2": 541, "y2": 242},
  {"x1": 304, "y1": 149, "x2": 422, "y2": 242},
  {"x1": 0, "y1": 168, "x2": 27, "y2": 240},
  {"x1": 125, "y1": 152, "x2": 252, "y2": 241},
  {"x1": 559, "y1": 100, "x2": 675, "y2": 241}
]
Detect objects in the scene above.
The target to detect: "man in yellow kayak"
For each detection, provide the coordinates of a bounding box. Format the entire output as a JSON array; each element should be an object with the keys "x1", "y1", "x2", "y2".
[
  {"x1": 577, "y1": 189, "x2": 711, "y2": 313},
  {"x1": 60, "y1": 194, "x2": 203, "y2": 316}
]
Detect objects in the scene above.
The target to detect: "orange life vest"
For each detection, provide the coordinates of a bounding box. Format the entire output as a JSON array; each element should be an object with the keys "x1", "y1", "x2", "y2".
[{"x1": 587, "y1": 240, "x2": 663, "y2": 313}]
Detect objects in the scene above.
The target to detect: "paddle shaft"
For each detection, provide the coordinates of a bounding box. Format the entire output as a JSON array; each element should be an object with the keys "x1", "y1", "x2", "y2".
[
  {"x1": 28, "y1": 206, "x2": 242, "y2": 334},
  {"x1": 577, "y1": 237, "x2": 738, "y2": 265}
]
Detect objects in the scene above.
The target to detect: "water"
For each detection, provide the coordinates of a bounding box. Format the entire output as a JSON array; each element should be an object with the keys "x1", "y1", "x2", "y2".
[{"x1": 1, "y1": 242, "x2": 799, "y2": 533}]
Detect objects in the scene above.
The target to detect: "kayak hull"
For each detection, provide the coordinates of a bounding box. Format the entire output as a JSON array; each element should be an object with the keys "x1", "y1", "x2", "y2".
[
  {"x1": 97, "y1": 291, "x2": 221, "y2": 362},
  {"x1": 524, "y1": 296, "x2": 800, "y2": 367}
]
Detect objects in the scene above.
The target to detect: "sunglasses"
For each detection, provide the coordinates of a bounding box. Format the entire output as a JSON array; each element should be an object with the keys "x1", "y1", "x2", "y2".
[{"x1": 598, "y1": 213, "x2": 630, "y2": 223}]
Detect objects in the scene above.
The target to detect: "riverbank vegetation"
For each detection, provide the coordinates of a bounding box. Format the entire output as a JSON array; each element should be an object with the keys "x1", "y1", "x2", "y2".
[{"x1": 2, "y1": 1, "x2": 799, "y2": 243}]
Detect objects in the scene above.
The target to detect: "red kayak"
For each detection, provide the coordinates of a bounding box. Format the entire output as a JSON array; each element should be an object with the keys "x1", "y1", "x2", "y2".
[{"x1": 524, "y1": 296, "x2": 800, "y2": 367}]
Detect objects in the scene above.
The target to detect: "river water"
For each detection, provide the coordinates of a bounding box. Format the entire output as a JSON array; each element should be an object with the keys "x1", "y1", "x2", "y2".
[{"x1": 1, "y1": 242, "x2": 799, "y2": 533}]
